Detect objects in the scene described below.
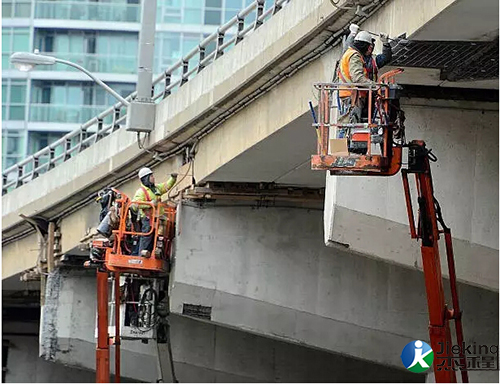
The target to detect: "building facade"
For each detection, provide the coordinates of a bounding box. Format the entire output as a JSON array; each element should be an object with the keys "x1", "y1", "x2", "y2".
[{"x1": 1, "y1": 0, "x2": 260, "y2": 170}]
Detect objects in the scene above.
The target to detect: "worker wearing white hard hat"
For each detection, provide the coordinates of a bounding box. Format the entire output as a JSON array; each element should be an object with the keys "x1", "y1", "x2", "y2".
[
  {"x1": 336, "y1": 25, "x2": 392, "y2": 128},
  {"x1": 132, "y1": 167, "x2": 177, "y2": 257}
]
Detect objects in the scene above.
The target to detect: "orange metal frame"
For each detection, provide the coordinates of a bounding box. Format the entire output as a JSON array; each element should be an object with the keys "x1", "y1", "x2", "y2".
[
  {"x1": 311, "y1": 69, "x2": 404, "y2": 176},
  {"x1": 402, "y1": 141, "x2": 468, "y2": 383},
  {"x1": 93, "y1": 190, "x2": 177, "y2": 382},
  {"x1": 99, "y1": 192, "x2": 176, "y2": 275}
]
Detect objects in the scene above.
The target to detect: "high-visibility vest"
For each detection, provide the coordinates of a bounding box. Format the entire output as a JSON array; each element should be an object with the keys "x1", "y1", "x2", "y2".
[
  {"x1": 338, "y1": 47, "x2": 377, "y2": 98},
  {"x1": 134, "y1": 184, "x2": 166, "y2": 218}
]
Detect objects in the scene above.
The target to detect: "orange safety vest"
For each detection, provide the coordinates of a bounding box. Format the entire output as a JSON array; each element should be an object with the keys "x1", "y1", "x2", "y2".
[{"x1": 338, "y1": 47, "x2": 375, "y2": 98}]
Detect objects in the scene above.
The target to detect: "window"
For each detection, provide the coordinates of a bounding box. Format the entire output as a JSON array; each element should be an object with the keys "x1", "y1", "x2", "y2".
[
  {"x1": 2, "y1": 79, "x2": 27, "y2": 121},
  {"x1": 224, "y1": 0, "x2": 242, "y2": 22},
  {"x1": 183, "y1": 0, "x2": 202, "y2": 24},
  {"x1": 206, "y1": 0, "x2": 221, "y2": 6},
  {"x1": 226, "y1": 0, "x2": 242, "y2": 7},
  {"x1": 2, "y1": 28, "x2": 30, "y2": 69},
  {"x1": 34, "y1": 30, "x2": 138, "y2": 74},
  {"x1": 29, "y1": 81, "x2": 135, "y2": 123},
  {"x1": 204, "y1": 9, "x2": 221, "y2": 25},
  {"x1": 2, "y1": 130, "x2": 25, "y2": 169},
  {"x1": 2, "y1": 0, "x2": 32, "y2": 18},
  {"x1": 159, "y1": 0, "x2": 182, "y2": 23},
  {"x1": 28, "y1": 131, "x2": 65, "y2": 155}
]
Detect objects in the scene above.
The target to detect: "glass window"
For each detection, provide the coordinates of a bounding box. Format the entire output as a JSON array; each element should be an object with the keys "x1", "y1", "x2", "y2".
[
  {"x1": 28, "y1": 131, "x2": 65, "y2": 155},
  {"x1": 184, "y1": 8, "x2": 202, "y2": 24},
  {"x1": 3, "y1": 80, "x2": 27, "y2": 121},
  {"x1": 226, "y1": 0, "x2": 242, "y2": 8},
  {"x1": 54, "y1": 34, "x2": 69, "y2": 53},
  {"x1": 182, "y1": 34, "x2": 200, "y2": 55},
  {"x1": 2, "y1": 83, "x2": 8, "y2": 102},
  {"x1": 2, "y1": 2, "x2": 13, "y2": 18},
  {"x1": 10, "y1": 83, "x2": 26, "y2": 103},
  {"x1": 67, "y1": 86, "x2": 83, "y2": 105},
  {"x1": 14, "y1": 0, "x2": 32, "y2": 17},
  {"x1": 2, "y1": 31, "x2": 12, "y2": 53},
  {"x1": 8, "y1": 106, "x2": 25, "y2": 120},
  {"x1": 204, "y1": 10, "x2": 221, "y2": 25},
  {"x1": 224, "y1": 9, "x2": 239, "y2": 22},
  {"x1": 12, "y1": 29, "x2": 30, "y2": 51},
  {"x1": 159, "y1": 32, "x2": 181, "y2": 60},
  {"x1": 206, "y1": 0, "x2": 222, "y2": 7},
  {"x1": 2, "y1": 130, "x2": 24, "y2": 158}
]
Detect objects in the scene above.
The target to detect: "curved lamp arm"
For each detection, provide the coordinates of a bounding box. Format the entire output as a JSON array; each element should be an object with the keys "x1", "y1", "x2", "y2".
[{"x1": 55, "y1": 58, "x2": 130, "y2": 106}]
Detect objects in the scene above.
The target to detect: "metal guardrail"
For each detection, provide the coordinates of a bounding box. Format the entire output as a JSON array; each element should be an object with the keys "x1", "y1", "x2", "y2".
[{"x1": 2, "y1": 0, "x2": 291, "y2": 195}]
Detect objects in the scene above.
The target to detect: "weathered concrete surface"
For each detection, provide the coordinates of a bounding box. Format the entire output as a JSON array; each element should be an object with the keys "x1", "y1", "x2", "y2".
[
  {"x1": 171, "y1": 203, "x2": 499, "y2": 382},
  {"x1": 325, "y1": 99, "x2": 499, "y2": 291},
  {"x1": 38, "y1": 270, "x2": 422, "y2": 383},
  {"x1": 2, "y1": 232, "x2": 39, "y2": 280}
]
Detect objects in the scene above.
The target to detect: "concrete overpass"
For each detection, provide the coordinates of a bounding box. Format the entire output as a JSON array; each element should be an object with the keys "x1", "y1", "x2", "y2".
[{"x1": 3, "y1": 0, "x2": 498, "y2": 382}]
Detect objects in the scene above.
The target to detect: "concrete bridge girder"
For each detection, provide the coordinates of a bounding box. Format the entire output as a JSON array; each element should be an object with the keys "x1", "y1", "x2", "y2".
[{"x1": 2, "y1": 0, "x2": 473, "y2": 274}]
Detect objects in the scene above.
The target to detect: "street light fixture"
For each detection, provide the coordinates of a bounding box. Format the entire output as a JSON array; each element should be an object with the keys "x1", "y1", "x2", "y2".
[
  {"x1": 10, "y1": 52, "x2": 130, "y2": 106},
  {"x1": 11, "y1": 0, "x2": 158, "y2": 134}
]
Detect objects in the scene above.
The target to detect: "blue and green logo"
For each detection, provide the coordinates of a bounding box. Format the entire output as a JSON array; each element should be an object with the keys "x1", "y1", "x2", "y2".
[{"x1": 401, "y1": 340, "x2": 434, "y2": 373}]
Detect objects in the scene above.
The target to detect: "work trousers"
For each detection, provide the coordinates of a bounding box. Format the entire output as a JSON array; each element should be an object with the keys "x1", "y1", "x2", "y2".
[{"x1": 139, "y1": 216, "x2": 155, "y2": 254}]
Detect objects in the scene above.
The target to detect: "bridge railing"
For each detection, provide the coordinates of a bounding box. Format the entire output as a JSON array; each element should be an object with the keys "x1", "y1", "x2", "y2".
[{"x1": 2, "y1": 0, "x2": 290, "y2": 195}]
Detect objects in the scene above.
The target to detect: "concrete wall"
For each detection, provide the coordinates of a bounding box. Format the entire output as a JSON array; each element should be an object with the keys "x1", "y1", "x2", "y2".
[
  {"x1": 325, "y1": 99, "x2": 499, "y2": 291},
  {"x1": 37, "y1": 269, "x2": 425, "y2": 382},
  {"x1": 171, "y1": 202, "x2": 498, "y2": 382},
  {"x1": 3, "y1": 335, "x2": 95, "y2": 383},
  {"x1": 40, "y1": 269, "x2": 162, "y2": 382}
]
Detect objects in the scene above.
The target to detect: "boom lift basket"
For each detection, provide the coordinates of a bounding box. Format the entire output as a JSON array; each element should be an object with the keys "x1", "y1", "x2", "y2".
[
  {"x1": 89, "y1": 189, "x2": 176, "y2": 275},
  {"x1": 311, "y1": 69, "x2": 405, "y2": 176}
]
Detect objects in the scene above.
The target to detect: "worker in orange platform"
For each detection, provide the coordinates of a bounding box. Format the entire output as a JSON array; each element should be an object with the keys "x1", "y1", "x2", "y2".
[
  {"x1": 337, "y1": 28, "x2": 391, "y2": 125},
  {"x1": 131, "y1": 167, "x2": 177, "y2": 257}
]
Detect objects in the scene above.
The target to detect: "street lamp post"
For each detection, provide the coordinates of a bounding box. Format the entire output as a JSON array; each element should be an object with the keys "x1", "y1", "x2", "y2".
[
  {"x1": 10, "y1": 52, "x2": 130, "y2": 107},
  {"x1": 10, "y1": 0, "x2": 158, "y2": 134},
  {"x1": 125, "y1": 0, "x2": 157, "y2": 133}
]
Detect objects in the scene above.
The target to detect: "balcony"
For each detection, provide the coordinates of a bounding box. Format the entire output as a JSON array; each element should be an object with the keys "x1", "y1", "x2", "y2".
[
  {"x1": 35, "y1": 52, "x2": 137, "y2": 75},
  {"x1": 35, "y1": 1, "x2": 140, "y2": 23},
  {"x1": 29, "y1": 104, "x2": 113, "y2": 124}
]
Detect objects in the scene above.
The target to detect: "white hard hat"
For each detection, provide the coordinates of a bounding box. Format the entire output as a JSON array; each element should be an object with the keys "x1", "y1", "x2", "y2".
[
  {"x1": 354, "y1": 31, "x2": 372, "y2": 44},
  {"x1": 138, "y1": 167, "x2": 153, "y2": 179}
]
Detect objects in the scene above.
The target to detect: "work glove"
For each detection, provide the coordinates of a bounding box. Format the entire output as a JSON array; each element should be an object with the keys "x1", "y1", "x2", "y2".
[
  {"x1": 349, "y1": 23, "x2": 360, "y2": 35},
  {"x1": 380, "y1": 33, "x2": 389, "y2": 44}
]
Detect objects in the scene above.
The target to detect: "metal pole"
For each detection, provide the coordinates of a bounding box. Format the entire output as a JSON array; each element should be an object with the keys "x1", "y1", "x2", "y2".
[
  {"x1": 54, "y1": 58, "x2": 130, "y2": 106},
  {"x1": 136, "y1": 0, "x2": 157, "y2": 102},
  {"x1": 125, "y1": 0, "x2": 157, "y2": 132},
  {"x1": 114, "y1": 272, "x2": 121, "y2": 383}
]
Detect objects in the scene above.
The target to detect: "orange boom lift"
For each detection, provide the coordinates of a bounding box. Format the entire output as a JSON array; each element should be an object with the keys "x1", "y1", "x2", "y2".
[
  {"x1": 85, "y1": 189, "x2": 177, "y2": 383},
  {"x1": 311, "y1": 69, "x2": 468, "y2": 383}
]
